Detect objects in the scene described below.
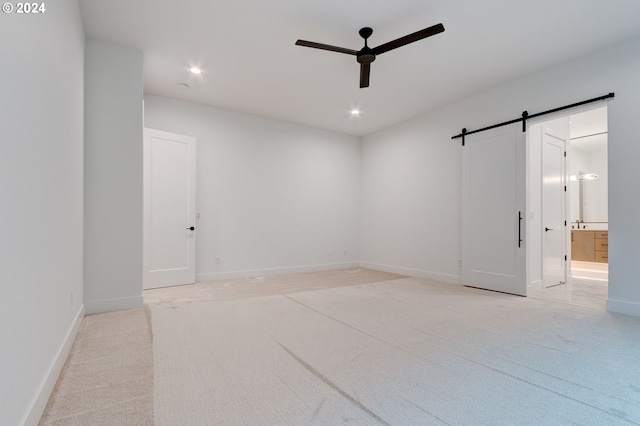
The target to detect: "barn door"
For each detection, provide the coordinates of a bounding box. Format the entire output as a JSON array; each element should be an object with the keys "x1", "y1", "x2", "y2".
[{"x1": 462, "y1": 124, "x2": 527, "y2": 296}]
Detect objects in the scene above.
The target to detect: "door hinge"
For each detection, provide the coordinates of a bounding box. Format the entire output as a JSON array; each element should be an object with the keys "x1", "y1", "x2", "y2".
[
  {"x1": 564, "y1": 220, "x2": 567, "y2": 226},
  {"x1": 564, "y1": 255, "x2": 567, "y2": 261},
  {"x1": 564, "y1": 151, "x2": 567, "y2": 157},
  {"x1": 564, "y1": 185, "x2": 567, "y2": 191}
]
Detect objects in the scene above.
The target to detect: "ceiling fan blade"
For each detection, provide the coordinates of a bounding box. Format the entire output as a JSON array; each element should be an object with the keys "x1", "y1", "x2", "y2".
[
  {"x1": 360, "y1": 63, "x2": 370, "y2": 88},
  {"x1": 295, "y1": 40, "x2": 358, "y2": 55},
  {"x1": 372, "y1": 23, "x2": 445, "y2": 55}
]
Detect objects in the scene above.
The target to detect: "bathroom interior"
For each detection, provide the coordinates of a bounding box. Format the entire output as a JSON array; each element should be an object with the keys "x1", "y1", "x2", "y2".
[
  {"x1": 535, "y1": 106, "x2": 608, "y2": 309},
  {"x1": 569, "y1": 106, "x2": 608, "y2": 306}
]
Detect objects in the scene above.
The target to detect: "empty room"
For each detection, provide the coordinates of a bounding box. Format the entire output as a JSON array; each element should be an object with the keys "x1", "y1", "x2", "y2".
[{"x1": 3, "y1": 1, "x2": 640, "y2": 425}]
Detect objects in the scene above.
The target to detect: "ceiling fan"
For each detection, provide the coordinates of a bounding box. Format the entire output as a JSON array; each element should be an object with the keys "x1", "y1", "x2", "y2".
[{"x1": 295, "y1": 23, "x2": 445, "y2": 88}]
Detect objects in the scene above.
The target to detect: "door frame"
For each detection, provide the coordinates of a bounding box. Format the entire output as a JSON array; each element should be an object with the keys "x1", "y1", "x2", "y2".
[{"x1": 525, "y1": 101, "x2": 609, "y2": 290}]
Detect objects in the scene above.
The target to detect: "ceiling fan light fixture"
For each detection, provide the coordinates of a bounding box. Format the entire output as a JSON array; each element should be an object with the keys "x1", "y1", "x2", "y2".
[{"x1": 190, "y1": 67, "x2": 202, "y2": 74}]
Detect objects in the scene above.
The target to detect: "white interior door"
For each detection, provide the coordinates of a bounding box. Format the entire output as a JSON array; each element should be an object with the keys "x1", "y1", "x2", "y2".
[
  {"x1": 542, "y1": 127, "x2": 567, "y2": 287},
  {"x1": 462, "y1": 124, "x2": 527, "y2": 296},
  {"x1": 144, "y1": 128, "x2": 196, "y2": 289}
]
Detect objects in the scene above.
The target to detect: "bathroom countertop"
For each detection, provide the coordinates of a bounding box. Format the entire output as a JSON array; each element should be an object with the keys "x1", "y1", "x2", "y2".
[{"x1": 571, "y1": 225, "x2": 608, "y2": 231}]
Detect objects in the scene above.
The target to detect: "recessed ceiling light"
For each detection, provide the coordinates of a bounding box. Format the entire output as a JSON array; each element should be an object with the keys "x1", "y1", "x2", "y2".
[
  {"x1": 190, "y1": 67, "x2": 202, "y2": 74},
  {"x1": 351, "y1": 109, "x2": 361, "y2": 115}
]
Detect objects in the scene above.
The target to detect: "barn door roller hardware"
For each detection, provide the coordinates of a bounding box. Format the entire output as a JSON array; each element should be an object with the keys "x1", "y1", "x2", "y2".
[{"x1": 452, "y1": 92, "x2": 615, "y2": 146}]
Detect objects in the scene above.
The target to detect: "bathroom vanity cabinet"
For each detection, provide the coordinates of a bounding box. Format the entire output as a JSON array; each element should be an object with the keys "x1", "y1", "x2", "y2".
[{"x1": 571, "y1": 230, "x2": 608, "y2": 263}]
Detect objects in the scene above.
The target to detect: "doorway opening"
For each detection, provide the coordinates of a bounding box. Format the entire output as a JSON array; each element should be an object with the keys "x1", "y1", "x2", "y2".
[{"x1": 528, "y1": 105, "x2": 608, "y2": 310}]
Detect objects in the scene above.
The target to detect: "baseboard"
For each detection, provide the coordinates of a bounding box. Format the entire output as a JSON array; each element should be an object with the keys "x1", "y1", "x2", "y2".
[
  {"x1": 359, "y1": 262, "x2": 461, "y2": 285},
  {"x1": 22, "y1": 304, "x2": 85, "y2": 426},
  {"x1": 607, "y1": 298, "x2": 640, "y2": 317},
  {"x1": 197, "y1": 261, "x2": 361, "y2": 282},
  {"x1": 529, "y1": 279, "x2": 543, "y2": 290},
  {"x1": 85, "y1": 295, "x2": 143, "y2": 315}
]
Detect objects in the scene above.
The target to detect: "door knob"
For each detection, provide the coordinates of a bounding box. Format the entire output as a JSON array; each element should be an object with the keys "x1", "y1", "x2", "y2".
[
  {"x1": 187, "y1": 226, "x2": 195, "y2": 231},
  {"x1": 545, "y1": 227, "x2": 553, "y2": 232}
]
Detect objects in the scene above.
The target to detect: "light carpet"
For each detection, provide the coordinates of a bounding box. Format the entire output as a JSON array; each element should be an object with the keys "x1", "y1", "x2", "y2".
[
  {"x1": 144, "y1": 268, "x2": 406, "y2": 304},
  {"x1": 39, "y1": 307, "x2": 153, "y2": 425},
  {"x1": 40, "y1": 268, "x2": 640, "y2": 425},
  {"x1": 151, "y1": 276, "x2": 640, "y2": 425}
]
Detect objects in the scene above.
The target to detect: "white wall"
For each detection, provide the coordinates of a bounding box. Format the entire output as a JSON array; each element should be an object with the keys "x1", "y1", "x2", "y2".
[
  {"x1": 0, "y1": 1, "x2": 85, "y2": 424},
  {"x1": 360, "y1": 109, "x2": 460, "y2": 282},
  {"x1": 586, "y1": 146, "x2": 608, "y2": 222},
  {"x1": 144, "y1": 95, "x2": 361, "y2": 280},
  {"x1": 569, "y1": 148, "x2": 590, "y2": 222},
  {"x1": 84, "y1": 40, "x2": 144, "y2": 313},
  {"x1": 361, "y1": 35, "x2": 640, "y2": 316}
]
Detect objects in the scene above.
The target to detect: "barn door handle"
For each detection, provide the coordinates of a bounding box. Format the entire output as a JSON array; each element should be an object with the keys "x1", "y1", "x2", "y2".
[
  {"x1": 518, "y1": 211, "x2": 522, "y2": 248},
  {"x1": 545, "y1": 227, "x2": 553, "y2": 232},
  {"x1": 187, "y1": 226, "x2": 195, "y2": 231}
]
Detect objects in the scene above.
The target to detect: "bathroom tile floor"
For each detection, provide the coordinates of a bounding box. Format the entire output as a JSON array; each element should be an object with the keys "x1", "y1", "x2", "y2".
[{"x1": 528, "y1": 262, "x2": 608, "y2": 310}]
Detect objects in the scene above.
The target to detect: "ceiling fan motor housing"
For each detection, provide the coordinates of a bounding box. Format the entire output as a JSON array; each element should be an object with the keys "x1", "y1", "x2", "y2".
[
  {"x1": 357, "y1": 48, "x2": 376, "y2": 64},
  {"x1": 357, "y1": 27, "x2": 376, "y2": 64}
]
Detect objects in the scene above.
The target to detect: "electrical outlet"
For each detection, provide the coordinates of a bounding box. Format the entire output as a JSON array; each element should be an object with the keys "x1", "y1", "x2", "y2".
[
  {"x1": 216, "y1": 257, "x2": 220, "y2": 264},
  {"x1": 344, "y1": 249, "x2": 348, "y2": 256},
  {"x1": 196, "y1": 212, "x2": 201, "y2": 219}
]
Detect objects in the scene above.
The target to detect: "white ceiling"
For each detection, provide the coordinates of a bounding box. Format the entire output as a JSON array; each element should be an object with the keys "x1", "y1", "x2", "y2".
[
  {"x1": 570, "y1": 106, "x2": 608, "y2": 153},
  {"x1": 79, "y1": 0, "x2": 640, "y2": 136},
  {"x1": 570, "y1": 106, "x2": 607, "y2": 139}
]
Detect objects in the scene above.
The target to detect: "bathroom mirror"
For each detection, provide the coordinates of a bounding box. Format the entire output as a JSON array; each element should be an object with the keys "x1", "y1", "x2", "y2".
[{"x1": 569, "y1": 132, "x2": 607, "y2": 223}]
